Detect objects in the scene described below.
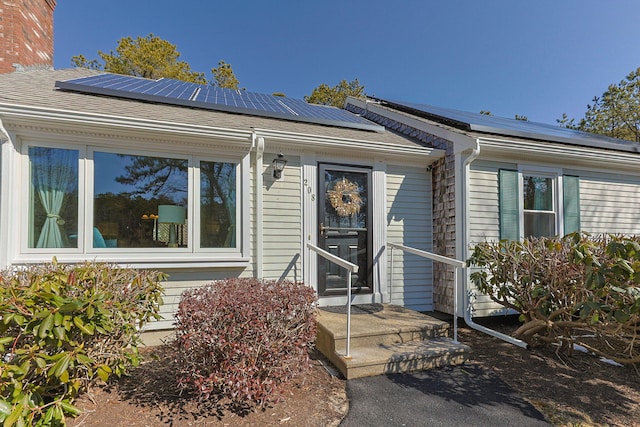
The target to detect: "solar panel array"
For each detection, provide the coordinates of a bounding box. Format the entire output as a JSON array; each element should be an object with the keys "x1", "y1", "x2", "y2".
[
  {"x1": 377, "y1": 98, "x2": 640, "y2": 153},
  {"x1": 55, "y1": 74, "x2": 384, "y2": 132}
]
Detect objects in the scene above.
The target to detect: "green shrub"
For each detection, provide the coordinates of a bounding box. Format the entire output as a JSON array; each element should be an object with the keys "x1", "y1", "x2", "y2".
[
  {"x1": 174, "y1": 278, "x2": 317, "y2": 407},
  {"x1": 468, "y1": 235, "x2": 585, "y2": 323},
  {"x1": 468, "y1": 233, "x2": 640, "y2": 363},
  {"x1": 0, "y1": 259, "x2": 165, "y2": 426}
]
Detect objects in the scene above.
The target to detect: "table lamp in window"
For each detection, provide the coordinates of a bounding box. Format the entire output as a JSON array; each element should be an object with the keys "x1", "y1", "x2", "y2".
[{"x1": 158, "y1": 205, "x2": 186, "y2": 248}]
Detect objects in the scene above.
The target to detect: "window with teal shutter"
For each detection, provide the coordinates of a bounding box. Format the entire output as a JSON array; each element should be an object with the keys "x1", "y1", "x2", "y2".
[
  {"x1": 563, "y1": 175, "x2": 580, "y2": 235},
  {"x1": 523, "y1": 175, "x2": 556, "y2": 238},
  {"x1": 499, "y1": 169, "x2": 580, "y2": 240},
  {"x1": 499, "y1": 169, "x2": 520, "y2": 240}
]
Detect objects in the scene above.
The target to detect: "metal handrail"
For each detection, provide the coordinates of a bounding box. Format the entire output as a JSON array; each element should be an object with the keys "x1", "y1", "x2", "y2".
[
  {"x1": 388, "y1": 242, "x2": 465, "y2": 344},
  {"x1": 307, "y1": 243, "x2": 359, "y2": 358}
]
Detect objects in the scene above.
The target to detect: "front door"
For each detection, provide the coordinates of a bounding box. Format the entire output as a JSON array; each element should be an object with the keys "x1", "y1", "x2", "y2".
[{"x1": 318, "y1": 164, "x2": 373, "y2": 296}]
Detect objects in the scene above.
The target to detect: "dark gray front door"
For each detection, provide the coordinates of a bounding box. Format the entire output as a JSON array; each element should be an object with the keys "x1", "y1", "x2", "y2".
[{"x1": 318, "y1": 164, "x2": 372, "y2": 296}]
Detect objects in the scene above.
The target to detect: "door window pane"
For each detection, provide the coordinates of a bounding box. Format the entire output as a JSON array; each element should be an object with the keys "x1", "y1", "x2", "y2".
[
  {"x1": 200, "y1": 161, "x2": 237, "y2": 248},
  {"x1": 93, "y1": 152, "x2": 188, "y2": 248},
  {"x1": 323, "y1": 171, "x2": 368, "y2": 229},
  {"x1": 29, "y1": 147, "x2": 79, "y2": 248}
]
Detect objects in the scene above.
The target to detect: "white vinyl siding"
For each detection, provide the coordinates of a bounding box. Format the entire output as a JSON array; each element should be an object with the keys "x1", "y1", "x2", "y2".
[
  {"x1": 262, "y1": 154, "x2": 302, "y2": 281},
  {"x1": 145, "y1": 269, "x2": 248, "y2": 331},
  {"x1": 469, "y1": 162, "x2": 502, "y2": 243},
  {"x1": 468, "y1": 162, "x2": 509, "y2": 316},
  {"x1": 386, "y1": 164, "x2": 433, "y2": 311},
  {"x1": 569, "y1": 170, "x2": 640, "y2": 234}
]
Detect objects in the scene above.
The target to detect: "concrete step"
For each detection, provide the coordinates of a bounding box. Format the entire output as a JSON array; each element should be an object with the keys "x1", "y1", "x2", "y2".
[
  {"x1": 317, "y1": 304, "x2": 450, "y2": 356},
  {"x1": 329, "y1": 338, "x2": 470, "y2": 380},
  {"x1": 316, "y1": 304, "x2": 470, "y2": 379},
  {"x1": 319, "y1": 320, "x2": 449, "y2": 350}
]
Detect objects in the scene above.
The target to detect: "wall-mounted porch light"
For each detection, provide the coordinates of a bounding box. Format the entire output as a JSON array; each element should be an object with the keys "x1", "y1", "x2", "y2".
[{"x1": 272, "y1": 153, "x2": 288, "y2": 179}]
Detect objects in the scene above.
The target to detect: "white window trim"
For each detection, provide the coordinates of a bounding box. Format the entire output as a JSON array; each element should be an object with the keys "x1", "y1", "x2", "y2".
[
  {"x1": 517, "y1": 165, "x2": 564, "y2": 238},
  {"x1": 87, "y1": 146, "x2": 192, "y2": 254},
  {"x1": 193, "y1": 155, "x2": 244, "y2": 254},
  {"x1": 15, "y1": 139, "x2": 250, "y2": 268},
  {"x1": 21, "y1": 142, "x2": 86, "y2": 255}
]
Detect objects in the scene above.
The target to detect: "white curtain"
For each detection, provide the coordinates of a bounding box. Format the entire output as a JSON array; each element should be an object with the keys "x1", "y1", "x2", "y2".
[{"x1": 32, "y1": 148, "x2": 76, "y2": 248}]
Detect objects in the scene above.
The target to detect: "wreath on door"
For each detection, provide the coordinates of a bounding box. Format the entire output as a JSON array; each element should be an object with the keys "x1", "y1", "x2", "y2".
[{"x1": 327, "y1": 178, "x2": 363, "y2": 217}]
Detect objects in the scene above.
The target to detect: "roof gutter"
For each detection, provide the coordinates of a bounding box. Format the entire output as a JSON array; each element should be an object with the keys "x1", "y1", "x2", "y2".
[
  {"x1": 479, "y1": 136, "x2": 640, "y2": 169},
  {"x1": 0, "y1": 103, "x2": 255, "y2": 144},
  {"x1": 252, "y1": 127, "x2": 445, "y2": 162},
  {"x1": 460, "y1": 138, "x2": 529, "y2": 349}
]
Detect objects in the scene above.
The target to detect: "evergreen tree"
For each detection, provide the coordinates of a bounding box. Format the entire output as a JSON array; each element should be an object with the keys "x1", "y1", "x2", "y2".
[
  {"x1": 558, "y1": 67, "x2": 640, "y2": 142},
  {"x1": 304, "y1": 78, "x2": 365, "y2": 108}
]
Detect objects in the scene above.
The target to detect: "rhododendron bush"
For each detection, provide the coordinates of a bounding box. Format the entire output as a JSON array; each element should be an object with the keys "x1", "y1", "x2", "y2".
[
  {"x1": 0, "y1": 259, "x2": 165, "y2": 426},
  {"x1": 468, "y1": 233, "x2": 640, "y2": 364}
]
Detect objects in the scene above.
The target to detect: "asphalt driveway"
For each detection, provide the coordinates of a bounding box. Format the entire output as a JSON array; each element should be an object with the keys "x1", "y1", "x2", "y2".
[{"x1": 340, "y1": 364, "x2": 550, "y2": 427}]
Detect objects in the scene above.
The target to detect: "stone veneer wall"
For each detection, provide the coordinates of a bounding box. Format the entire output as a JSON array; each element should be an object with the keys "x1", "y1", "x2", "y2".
[{"x1": 345, "y1": 104, "x2": 457, "y2": 314}]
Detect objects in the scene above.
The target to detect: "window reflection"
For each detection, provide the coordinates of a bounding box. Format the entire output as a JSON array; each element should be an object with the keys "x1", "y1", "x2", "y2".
[
  {"x1": 28, "y1": 147, "x2": 241, "y2": 253},
  {"x1": 200, "y1": 161, "x2": 236, "y2": 248},
  {"x1": 523, "y1": 176, "x2": 553, "y2": 211},
  {"x1": 523, "y1": 175, "x2": 555, "y2": 238},
  {"x1": 93, "y1": 152, "x2": 188, "y2": 248}
]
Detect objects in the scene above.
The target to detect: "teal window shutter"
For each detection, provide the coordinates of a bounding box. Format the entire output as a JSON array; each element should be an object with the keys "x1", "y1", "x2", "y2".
[
  {"x1": 499, "y1": 169, "x2": 520, "y2": 240},
  {"x1": 563, "y1": 175, "x2": 580, "y2": 235}
]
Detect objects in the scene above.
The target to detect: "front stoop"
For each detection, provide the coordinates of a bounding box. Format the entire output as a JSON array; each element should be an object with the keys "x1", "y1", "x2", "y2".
[{"x1": 316, "y1": 304, "x2": 470, "y2": 379}]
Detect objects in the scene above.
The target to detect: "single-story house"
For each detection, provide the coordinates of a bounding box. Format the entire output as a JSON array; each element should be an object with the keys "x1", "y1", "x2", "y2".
[
  {"x1": 2, "y1": 68, "x2": 639, "y2": 334},
  {"x1": 0, "y1": 69, "x2": 446, "y2": 331},
  {"x1": 3, "y1": 0, "x2": 639, "y2": 332},
  {"x1": 345, "y1": 97, "x2": 640, "y2": 316}
]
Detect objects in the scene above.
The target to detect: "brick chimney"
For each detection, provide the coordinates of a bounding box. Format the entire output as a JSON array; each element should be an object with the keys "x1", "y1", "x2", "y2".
[{"x1": 0, "y1": 0, "x2": 57, "y2": 74}]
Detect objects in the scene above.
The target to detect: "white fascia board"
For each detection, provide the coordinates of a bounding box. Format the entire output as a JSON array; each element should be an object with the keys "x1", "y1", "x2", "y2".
[
  {"x1": 252, "y1": 128, "x2": 445, "y2": 161},
  {"x1": 346, "y1": 97, "x2": 477, "y2": 153},
  {"x1": 0, "y1": 103, "x2": 254, "y2": 144},
  {"x1": 478, "y1": 136, "x2": 640, "y2": 171}
]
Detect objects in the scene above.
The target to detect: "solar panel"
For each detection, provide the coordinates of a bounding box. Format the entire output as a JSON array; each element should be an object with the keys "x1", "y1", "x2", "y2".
[
  {"x1": 375, "y1": 98, "x2": 640, "y2": 153},
  {"x1": 55, "y1": 74, "x2": 384, "y2": 132}
]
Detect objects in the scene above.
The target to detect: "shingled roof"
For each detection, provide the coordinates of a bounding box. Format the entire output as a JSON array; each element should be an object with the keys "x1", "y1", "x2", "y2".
[
  {"x1": 0, "y1": 68, "x2": 426, "y2": 150},
  {"x1": 372, "y1": 97, "x2": 640, "y2": 154}
]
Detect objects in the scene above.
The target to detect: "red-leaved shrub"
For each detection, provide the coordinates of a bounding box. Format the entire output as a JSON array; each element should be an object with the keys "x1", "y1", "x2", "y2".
[{"x1": 174, "y1": 278, "x2": 317, "y2": 405}]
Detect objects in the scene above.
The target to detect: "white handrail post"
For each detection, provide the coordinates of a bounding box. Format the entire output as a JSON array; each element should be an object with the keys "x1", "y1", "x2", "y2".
[
  {"x1": 389, "y1": 245, "x2": 394, "y2": 303},
  {"x1": 453, "y1": 266, "x2": 459, "y2": 344},
  {"x1": 388, "y1": 242, "x2": 465, "y2": 345},
  {"x1": 346, "y1": 270, "x2": 352, "y2": 359},
  {"x1": 306, "y1": 243, "x2": 357, "y2": 359}
]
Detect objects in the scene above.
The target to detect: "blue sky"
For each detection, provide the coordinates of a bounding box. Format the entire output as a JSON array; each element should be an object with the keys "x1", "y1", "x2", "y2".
[{"x1": 54, "y1": 1, "x2": 640, "y2": 126}]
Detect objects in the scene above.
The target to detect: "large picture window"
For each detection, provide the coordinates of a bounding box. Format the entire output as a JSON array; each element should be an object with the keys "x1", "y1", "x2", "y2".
[
  {"x1": 24, "y1": 143, "x2": 244, "y2": 261},
  {"x1": 93, "y1": 151, "x2": 189, "y2": 249}
]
